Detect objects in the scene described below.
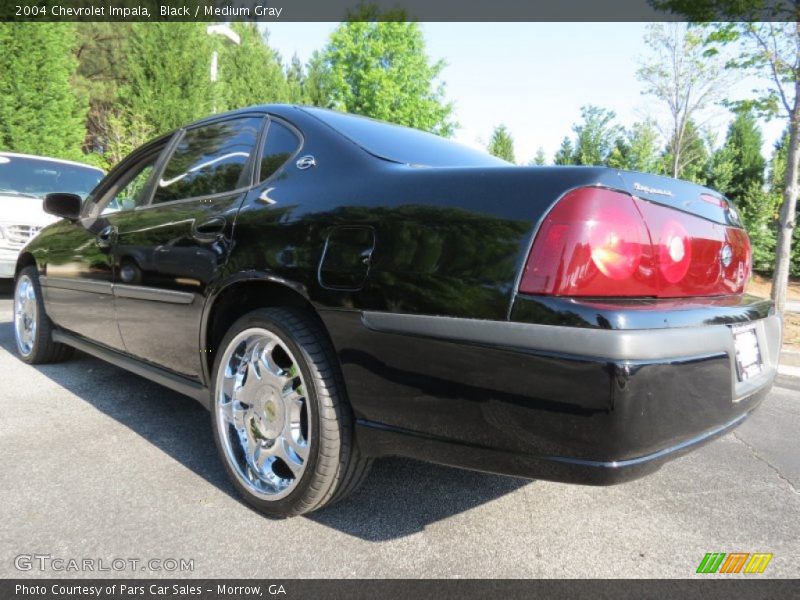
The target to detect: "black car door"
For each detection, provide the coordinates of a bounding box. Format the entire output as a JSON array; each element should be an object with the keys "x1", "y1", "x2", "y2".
[
  {"x1": 40, "y1": 145, "x2": 168, "y2": 351},
  {"x1": 109, "y1": 113, "x2": 265, "y2": 379}
]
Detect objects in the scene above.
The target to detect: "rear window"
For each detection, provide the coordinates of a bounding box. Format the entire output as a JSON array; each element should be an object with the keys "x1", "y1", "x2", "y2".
[
  {"x1": 154, "y1": 116, "x2": 262, "y2": 204},
  {"x1": 302, "y1": 107, "x2": 507, "y2": 168}
]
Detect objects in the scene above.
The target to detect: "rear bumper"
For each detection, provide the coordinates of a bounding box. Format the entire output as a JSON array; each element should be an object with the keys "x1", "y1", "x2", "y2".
[
  {"x1": 356, "y1": 406, "x2": 760, "y2": 485},
  {"x1": 349, "y1": 296, "x2": 780, "y2": 484}
]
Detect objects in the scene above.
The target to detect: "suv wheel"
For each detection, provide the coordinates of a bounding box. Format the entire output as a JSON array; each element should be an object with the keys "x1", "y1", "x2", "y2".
[{"x1": 211, "y1": 307, "x2": 371, "y2": 516}]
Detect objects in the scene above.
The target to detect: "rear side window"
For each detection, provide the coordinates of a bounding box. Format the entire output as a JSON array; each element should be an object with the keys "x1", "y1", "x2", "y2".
[
  {"x1": 153, "y1": 116, "x2": 262, "y2": 204},
  {"x1": 259, "y1": 120, "x2": 301, "y2": 181}
]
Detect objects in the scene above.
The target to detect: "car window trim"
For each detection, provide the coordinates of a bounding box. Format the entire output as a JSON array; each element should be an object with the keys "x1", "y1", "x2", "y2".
[
  {"x1": 131, "y1": 186, "x2": 252, "y2": 212},
  {"x1": 144, "y1": 112, "x2": 268, "y2": 209},
  {"x1": 255, "y1": 115, "x2": 305, "y2": 184}
]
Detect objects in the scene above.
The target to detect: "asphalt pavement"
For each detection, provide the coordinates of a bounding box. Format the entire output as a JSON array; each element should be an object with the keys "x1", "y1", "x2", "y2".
[{"x1": 0, "y1": 280, "x2": 797, "y2": 579}]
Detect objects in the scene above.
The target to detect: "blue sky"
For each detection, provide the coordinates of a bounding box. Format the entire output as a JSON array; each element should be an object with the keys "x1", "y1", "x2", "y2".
[{"x1": 264, "y1": 22, "x2": 786, "y2": 164}]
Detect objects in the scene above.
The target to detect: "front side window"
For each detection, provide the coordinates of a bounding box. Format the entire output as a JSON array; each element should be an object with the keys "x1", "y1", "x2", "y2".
[
  {"x1": 153, "y1": 116, "x2": 262, "y2": 204},
  {"x1": 259, "y1": 120, "x2": 301, "y2": 181}
]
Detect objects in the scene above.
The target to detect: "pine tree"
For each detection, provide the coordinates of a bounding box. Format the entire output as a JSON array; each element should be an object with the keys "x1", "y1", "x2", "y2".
[
  {"x1": 120, "y1": 23, "x2": 214, "y2": 137},
  {"x1": 0, "y1": 23, "x2": 86, "y2": 160},
  {"x1": 217, "y1": 23, "x2": 289, "y2": 112},
  {"x1": 722, "y1": 109, "x2": 766, "y2": 203},
  {"x1": 487, "y1": 125, "x2": 515, "y2": 163},
  {"x1": 572, "y1": 106, "x2": 622, "y2": 166},
  {"x1": 554, "y1": 137, "x2": 575, "y2": 165},
  {"x1": 74, "y1": 23, "x2": 131, "y2": 159},
  {"x1": 286, "y1": 54, "x2": 308, "y2": 104},
  {"x1": 532, "y1": 147, "x2": 547, "y2": 166},
  {"x1": 663, "y1": 119, "x2": 708, "y2": 183}
]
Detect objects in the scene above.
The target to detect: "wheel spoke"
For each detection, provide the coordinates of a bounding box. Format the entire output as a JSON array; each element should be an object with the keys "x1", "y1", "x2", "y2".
[
  {"x1": 252, "y1": 444, "x2": 272, "y2": 472},
  {"x1": 246, "y1": 344, "x2": 262, "y2": 382},
  {"x1": 275, "y1": 437, "x2": 303, "y2": 476},
  {"x1": 258, "y1": 340, "x2": 280, "y2": 374},
  {"x1": 219, "y1": 399, "x2": 246, "y2": 431},
  {"x1": 243, "y1": 428, "x2": 259, "y2": 460}
]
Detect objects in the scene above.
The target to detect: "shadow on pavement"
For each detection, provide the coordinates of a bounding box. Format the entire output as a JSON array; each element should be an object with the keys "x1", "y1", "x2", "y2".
[{"x1": 0, "y1": 281, "x2": 529, "y2": 540}]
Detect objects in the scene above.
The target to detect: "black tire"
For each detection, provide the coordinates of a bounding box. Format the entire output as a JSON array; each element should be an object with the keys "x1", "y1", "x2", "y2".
[
  {"x1": 210, "y1": 307, "x2": 371, "y2": 517},
  {"x1": 13, "y1": 266, "x2": 73, "y2": 364}
]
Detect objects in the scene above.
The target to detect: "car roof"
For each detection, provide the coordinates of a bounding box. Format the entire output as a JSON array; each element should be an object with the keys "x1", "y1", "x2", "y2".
[{"x1": 0, "y1": 151, "x2": 104, "y2": 172}]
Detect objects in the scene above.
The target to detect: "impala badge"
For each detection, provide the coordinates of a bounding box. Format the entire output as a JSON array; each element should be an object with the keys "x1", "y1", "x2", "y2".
[{"x1": 633, "y1": 182, "x2": 674, "y2": 197}]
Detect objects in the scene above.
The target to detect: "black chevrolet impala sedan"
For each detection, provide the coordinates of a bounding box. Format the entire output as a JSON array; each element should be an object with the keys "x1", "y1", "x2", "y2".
[{"x1": 13, "y1": 106, "x2": 780, "y2": 516}]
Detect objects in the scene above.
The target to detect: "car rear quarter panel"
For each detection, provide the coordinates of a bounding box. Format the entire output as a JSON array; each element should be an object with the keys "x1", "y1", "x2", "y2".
[{"x1": 223, "y1": 138, "x2": 639, "y2": 455}]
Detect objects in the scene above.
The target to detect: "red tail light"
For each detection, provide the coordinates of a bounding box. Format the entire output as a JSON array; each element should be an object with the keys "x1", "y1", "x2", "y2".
[
  {"x1": 519, "y1": 187, "x2": 751, "y2": 298},
  {"x1": 657, "y1": 219, "x2": 691, "y2": 283}
]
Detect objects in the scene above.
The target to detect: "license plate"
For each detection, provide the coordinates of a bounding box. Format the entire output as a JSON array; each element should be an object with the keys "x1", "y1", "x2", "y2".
[{"x1": 732, "y1": 325, "x2": 762, "y2": 382}]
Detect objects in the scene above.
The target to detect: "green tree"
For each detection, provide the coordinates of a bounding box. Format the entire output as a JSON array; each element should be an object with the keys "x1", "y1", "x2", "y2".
[
  {"x1": 607, "y1": 136, "x2": 631, "y2": 170},
  {"x1": 487, "y1": 124, "x2": 515, "y2": 163},
  {"x1": 102, "y1": 108, "x2": 154, "y2": 167},
  {"x1": 119, "y1": 23, "x2": 213, "y2": 138},
  {"x1": 626, "y1": 120, "x2": 663, "y2": 172},
  {"x1": 706, "y1": 142, "x2": 737, "y2": 196},
  {"x1": 0, "y1": 23, "x2": 86, "y2": 160},
  {"x1": 286, "y1": 53, "x2": 309, "y2": 104},
  {"x1": 743, "y1": 186, "x2": 782, "y2": 274},
  {"x1": 607, "y1": 120, "x2": 662, "y2": 172},
  {"x1": 637, "y1": 23, "x2": 727, "y2": 179},
  {"x1": 307, "y1": 7, "x2": 454, "y2": 136},
  {"x1": 663, "y1": 119, "x2": 709, "y2": 184},
  {"x1": 74, "y1": 23, "x2": 131, "y2": 160},
  {"x1": 554, "y1": 137, "x2": 575, "y2": 165},
  {"x1": 531, "y1": 147, "x2": 547, "y2": 166},
  {"x1": 722, "y1": 108, "x2": 766, "y2": 202},
  {"x1": 216, "y1": 23, "x2": 289, "y2": 112},
  {"x1": 572, "y1": 105, "x2": 622, "y2": 166}
]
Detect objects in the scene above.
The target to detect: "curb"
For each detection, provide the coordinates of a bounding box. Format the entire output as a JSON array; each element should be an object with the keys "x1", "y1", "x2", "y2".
[
  {"x1": 777, "y1": 354, "x2": 800, "y2": 389},
  {"x1": 777, "y1": 363, "x2": 800, "y2": 377},
  {"x1": 779, "y1": 349, "x2": 800, "y2": 367},
  {"x1": 777, "y1": 347, "x2": 800, "y2": 388}
]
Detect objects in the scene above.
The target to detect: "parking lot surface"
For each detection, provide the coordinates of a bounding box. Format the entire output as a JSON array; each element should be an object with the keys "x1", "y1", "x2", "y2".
[{"x1": 0, "y1": 281, "x2": 797, "y2": 578}]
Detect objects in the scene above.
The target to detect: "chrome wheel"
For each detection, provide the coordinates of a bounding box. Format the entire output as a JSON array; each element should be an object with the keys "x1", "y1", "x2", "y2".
[
  {"x1": 14, "y1": 274, "x2": 37, "y2": 356},
  {"x1": 215, "y1": 328, "x2": 311, "y2": 500}
]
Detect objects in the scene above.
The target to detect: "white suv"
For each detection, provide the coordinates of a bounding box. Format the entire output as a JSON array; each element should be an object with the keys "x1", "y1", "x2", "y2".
[{"x1": 0, "y1": 152, "x2": 103, "y2": 278}]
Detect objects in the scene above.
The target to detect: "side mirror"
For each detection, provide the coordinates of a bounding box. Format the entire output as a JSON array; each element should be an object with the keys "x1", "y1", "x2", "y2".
[{"x1": 43, "y1": 193, "x2": 82, "y2": 220}]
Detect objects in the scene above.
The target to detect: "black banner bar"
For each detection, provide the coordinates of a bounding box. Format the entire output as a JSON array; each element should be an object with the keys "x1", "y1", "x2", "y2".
[
  {"x1": 1, "y1": 0, "x2": 798, "y2": 23},
  {"x1": 3, "y1": 579, "x2": 800, "y2": 600}
]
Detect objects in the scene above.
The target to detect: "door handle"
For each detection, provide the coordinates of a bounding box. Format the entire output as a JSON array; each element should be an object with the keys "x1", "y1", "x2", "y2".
[
  {"x1": 192, "y1": 217, "x2": 226, "y2": 240},
  {"x1": 96, "y1": 225, "x2": 117, "y2": 249}
]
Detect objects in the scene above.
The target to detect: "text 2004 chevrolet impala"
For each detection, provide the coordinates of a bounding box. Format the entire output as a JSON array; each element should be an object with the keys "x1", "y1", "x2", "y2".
[{"x1": 13, "y1": 106, "x2": 780, "y2": 516}]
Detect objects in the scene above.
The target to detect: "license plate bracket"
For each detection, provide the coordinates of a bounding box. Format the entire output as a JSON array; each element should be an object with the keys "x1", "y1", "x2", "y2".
[{"x1": 732, "y1": 324, "x2": 763, "y2": 382}]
